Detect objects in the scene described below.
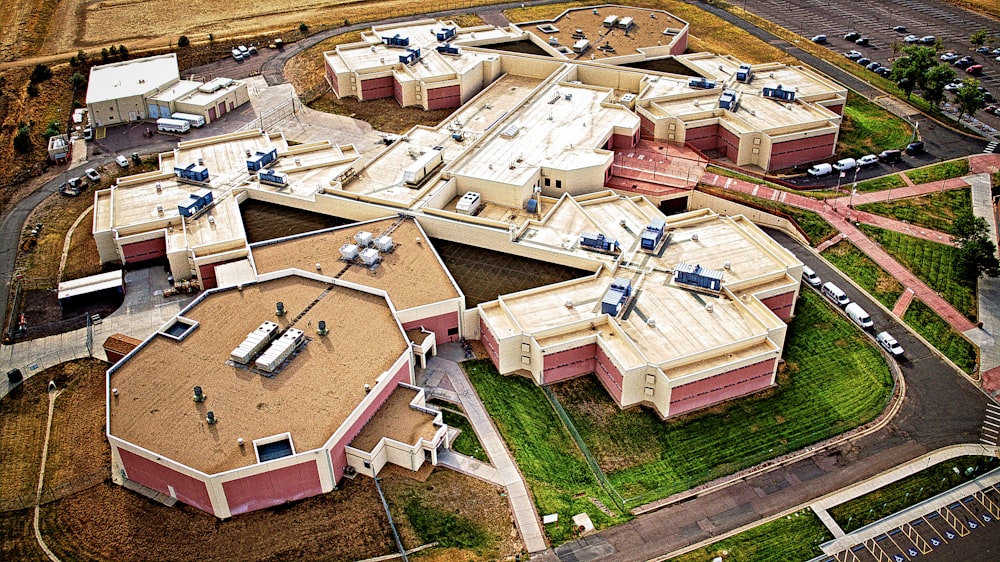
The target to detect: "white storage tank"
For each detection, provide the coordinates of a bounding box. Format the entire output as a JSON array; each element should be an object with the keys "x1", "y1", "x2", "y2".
[{"x1": 340, "y1": 244, "x2": 359, "y2": 260}]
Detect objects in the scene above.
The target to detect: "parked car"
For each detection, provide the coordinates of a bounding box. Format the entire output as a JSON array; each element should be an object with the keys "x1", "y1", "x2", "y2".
[
  {"x1": 940, "y1": 52, "x2": 959, "y2": 62},
  {"x1": 248, "y1": 45, "x2": 258, "y2": 55},
  {"x1": 802, "y1": 265, "x2": 822, "y2": 287},
  {"x1": 855, "y1": 37, "x2": 869, "y2": 46},
  {"x1": 905, "y1": 141, "x2": 925, "y2": 155},
  {"x1": 893, "y1": 26, "x2": 908, "y2": 33},
  {"x1": 918, "y1": 35, "x2": 936, "y2": 44},
  {"x1": 966, "y1": 65, "x2": 983, "y2": 75},
  {"x1": 67, "y1": 176, "x2": 85, "y2": 190},
  {"x1": 231, "y1": 48, "x2": 244, "y2": 61},
  {"x1": 993, "y1": 48, "x2": 1000, "y2": 55},
  {"x1": 807, "y1": 163, "x2": 833, "y2": 177},
  {"x1": 976, "y1": 46, "x2": 991, "y2": 54},
  {"x1": 984, "y1": 105, "x2": 999, "y2": 116},
  {"x1": 878, "y1": 149, "x2": 902, "y2": 163},
  {"x1": 116, "y1": 155, "x2": 129, "y2": 168},
  {"x1": 980, "y1": 89, "x2": 994, "y2": 102},
  {"x1": 866, "y1": 61, "x2": 881, "y2": 71},
  {"x1": 811, "y1": 35, "x2": 827, "y2": 43},
  {"x1": 903, "y1": 34, "x2": 919, "y2": 43},
  {"x1": 858, "y1": 154, "x2": 878, "y2": 166},
  {"x1": 876, "y1": 332, "x2": 904, "y2": 357},
  {"x1": 833, "y1": 158, "x2": 857, "y2": 171},
  {"x1": 845, "y1": 50, "x2": 863, "y2": 60},
  {"x1": 844, "y1": 31, "x2": 861, "y2": 41},
  {"x1": 944, "y1": 81, "x2": 963, "y2": 91},
  {"x1": 875, "y1": 66, "x2": 892, "y2": 77},
  {"x1": 953, "y1": 58, "x2": 975, "y2": 69},
  {"x1": 857, "y1": 57, "x2": 872, "y2": 66},
  {"x1": 84, "y1": 168, "x2": 101, "y2": 182},
  {"x1": 237, "y1": 45, "x2": 249, "y2": 57}
]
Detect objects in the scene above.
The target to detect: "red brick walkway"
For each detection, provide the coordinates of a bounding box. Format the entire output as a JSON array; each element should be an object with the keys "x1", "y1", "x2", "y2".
[{"x1": 892, "y1": 288, "x2": 916, "y2": 317}]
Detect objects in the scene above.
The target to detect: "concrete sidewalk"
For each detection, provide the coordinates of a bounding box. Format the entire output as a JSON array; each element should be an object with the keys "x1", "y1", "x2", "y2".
[{"x1": 418, "y1": 349, "x2": 548, "y2": 554}]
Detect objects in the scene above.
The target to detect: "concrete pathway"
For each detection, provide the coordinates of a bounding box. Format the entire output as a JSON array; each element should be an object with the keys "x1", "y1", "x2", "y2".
[
  {"x1": 419, "y1": 350, "x2": 548, "y2": 554},
  {"x1": 968, "y1": 172, "x2": 1000, "y2": 393},
  {"x1": 33, "y1": 387, "x2": 62, "y2": 562},
  {"x1": 892, "y1": 288, "x2": 916, "y2": 317}
]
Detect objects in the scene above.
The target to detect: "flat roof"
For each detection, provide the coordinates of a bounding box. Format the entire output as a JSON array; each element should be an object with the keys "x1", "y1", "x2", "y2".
[
  {"x1": 147, "y1": 80, "x2": 202, "y2": 104},
  {"x1": 249, "y1": 218, "x2": 460, "y2": 311},
  {"x1": 58, "y1": 270, "x2": 123, "y2": 300},
  {"x1": 86, "y1": 54, "x2": 179, "y2": 104},
  {"x1": 109, "y1": 274, "x2": 409, "y2": 474},
  {"x1": 349, "y1": 386, "x2": 439, "y2": 451},
  {"x1": 522, "y1": 5, "x2": 687, "y2": 60}
]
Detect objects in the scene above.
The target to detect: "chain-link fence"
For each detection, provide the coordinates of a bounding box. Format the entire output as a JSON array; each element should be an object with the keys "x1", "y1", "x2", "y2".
[{"x1": 0, "y1": 468, "x2": 109, "y2": 512}]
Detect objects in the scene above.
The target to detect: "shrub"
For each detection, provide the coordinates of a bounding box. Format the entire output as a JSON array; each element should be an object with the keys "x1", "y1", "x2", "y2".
[
  {"x1": 29, "y1": 64, "x2": 52, "y2": 84},
  {"x1": 14, "y1": 124, "x2": 33, "y2": 153},
  {"x1": 178, "y1": 35, "x2": 190, "y2": 48}
]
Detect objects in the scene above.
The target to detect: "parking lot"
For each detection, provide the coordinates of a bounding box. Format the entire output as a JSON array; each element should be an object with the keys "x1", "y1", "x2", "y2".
[
  {"x1": 745, "y1": 0, "x2": 999, "y2": 133},
  {"x1": 821, "y1": 482, "x2": 1000, "y2": 562}
]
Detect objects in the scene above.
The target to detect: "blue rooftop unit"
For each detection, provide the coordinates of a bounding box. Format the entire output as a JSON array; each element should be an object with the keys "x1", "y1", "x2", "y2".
[
  {"x1": 177, "y1": 190, "x2": 213, "y2": 217},
  {"x1": 640, "y1": 219, "x2": 667, "y2": 250},
  {"x1": 674, "y1": 263, "x2": 724, "y2": 291},
  {"x1": 762, "y1": 84, "x2": 795, "y2": 101},
  {"x1": 246, "y1": 147, "x2": 278, "y2": 172},
  {"x1": 688, "y1": 77, "x2": 716, "y2": 90},
  {"x1": 580, "y1": 232, "x2": 620, "y2": 252},
  {"x1": 736, "y1": 64, "x2": 753, "y2": 83},
  {"x1": 436, "y1": 43, "x2": 461, "y2": 55},
  {"x1": 719, "y1": 89, "x2": 738, "y2": 111},
  {"x1": 382, "y1": 34, "x2": 410, "y2": 47},
  {"x1": 436, "y1": 27, "x2": 457, "y2": 42},
  {"x1": 399, "y1": 48, "x2": 421, "y2": 65},
  {"x1": 601, "y1": 278, "x2": 633, "y2": 316},
  {"x1": 259, "y1": 169, "x2": 288, "y2": 186},
  {"x1": 174, "y1": 162, "x2": 209, "y2": 183}
]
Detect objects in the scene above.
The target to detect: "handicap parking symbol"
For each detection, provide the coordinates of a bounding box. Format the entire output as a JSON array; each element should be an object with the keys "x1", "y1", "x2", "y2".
[
  {"x1": 945, "y1": 531, "x2": 957, "y2": 540},
  {"x1": 907, "y1": 548, "x2": 919, "y2": 557},
  {"x1": 968, "y1": 521, "x2": 978, "y2": 529},
  {"x1": 893, "y1": 555, "x2": 905, "y2": 562},
  {"x1": 930, "y1": 537, "x2": 941, "y2": 547},
  {"x1": 984, "y1": 515, "x2": 993, "y2": 523}
]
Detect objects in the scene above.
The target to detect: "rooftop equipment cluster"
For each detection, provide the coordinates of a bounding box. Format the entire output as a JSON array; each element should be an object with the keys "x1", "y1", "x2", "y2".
[
  {"x1": 719, "y1": 89, "x2": 739, "y2": 111},
  {"x1": 230, "y1": 321, "x2": 280, "y2": 365},
  {"x1": 177, "y1": 189, "x2": 213, "y2": 217},
  {"x1": 688, "y1": 77, "x2": 717, "y2": 90},
  {"x1": 580, "y1": 232, "x2": 620, "y2": 252},
  {"x1": 736, "y1": 64, "x2": 753, "y2": 83},
  {"x1": 382, "y1": 34, "x2": 410, "y2": 48},
  {"x1": 601, "y1": 277, "x2": 633, "y2": 316},
  {"x1": 762, "y1": 84, "x2": 795, "y2": 101},
  {"x1": 674, "y1": 263, "x2": 724, "y2": 291},
  {"x1": 246, "y1": 147, "x2": 278, "y2": 172},
  {"x1": 640, "y1": 218, "x2": 667, "y2": 251},
  {"x1": 174, "y1": 162, "x2": 210, "y2": 183},
  {"x1": 255, "y1": 328, "x2": 305, "y2": 373},
  {"x1": 435, "y1": 27, "x2": 457, "y2": 42}
]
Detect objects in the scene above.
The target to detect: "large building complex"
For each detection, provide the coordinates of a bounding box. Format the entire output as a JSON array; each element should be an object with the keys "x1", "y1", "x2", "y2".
[
  {"x1": 96, "y1": 4, "x2": 822, "y2": 516},
  {"x1": 86, "y1": 53, "x2": 250, "y2": 128}
]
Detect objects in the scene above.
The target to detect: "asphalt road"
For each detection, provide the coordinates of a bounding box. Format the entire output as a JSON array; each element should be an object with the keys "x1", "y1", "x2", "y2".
[{"x1": 550, "y1": 229, "x2": 992, "y2": 562}]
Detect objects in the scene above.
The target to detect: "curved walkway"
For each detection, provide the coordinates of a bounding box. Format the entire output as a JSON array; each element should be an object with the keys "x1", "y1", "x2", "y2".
[{"x1": 33, "y1": 386, "x2": 62, "y2": 562}]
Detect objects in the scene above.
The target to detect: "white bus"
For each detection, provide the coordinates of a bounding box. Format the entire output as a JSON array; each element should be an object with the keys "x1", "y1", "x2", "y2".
[
  {"x1": 169, "y1": 112, "x2": 206, "y2": 127},
  {"x1": 156, "y1": 118, "x2": 191, "y2": 133}
]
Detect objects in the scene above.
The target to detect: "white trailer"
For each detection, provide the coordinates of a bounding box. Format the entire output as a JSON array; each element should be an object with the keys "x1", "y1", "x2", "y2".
[
  {"x1": 169, "y1": 112, "x2": 206, "y2": 127},
  {"x1": 573, "y1": 39, "x2": 590, "y2": 53},
  {"x1": 156, "y1": 118, "x2": 191, "y2": 133},
  {"x1": 402, "y1": 147, "x2": 444, "y2": 185}
]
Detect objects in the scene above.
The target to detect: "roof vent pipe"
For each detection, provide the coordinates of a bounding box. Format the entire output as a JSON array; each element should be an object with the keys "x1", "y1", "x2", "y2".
[
  {"x1": 193, "y1": 385, "x2": 206, "y2": 402},
  {"x1": 317, "y1": 320, "x2": 329, "y2": 336},
  {"x1": 275, "y1": 302, "x2": 285, "y2": 316}
]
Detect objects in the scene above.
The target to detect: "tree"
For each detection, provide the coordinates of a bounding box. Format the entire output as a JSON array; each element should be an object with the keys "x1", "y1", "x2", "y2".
[
  {"x1": 970, "y1": 29, "x2": 989, "y2": 50},
  {"x1": 178, "y1": 35, "x2": 190, "y2": 48},
  {"x1": 71, "y1": 71, "x2": 86, "y2": 88},
  {"x1": 118, "y1": 45, "x2": 128, "y2": 60},
  {"x1": 101, "y1": 48, "x2": 110, "y2": 63},
  {"x1": 13, "y1": 123, "x2": 32, "y2": 153},
  {"x1": 890, "y1": 45, "x2": 936, "y2": 98},
  {"x1": 921, "y1": 64, "x2": 956, "y2": 107},
  {"x1": 109, "y1": 45, "x2": 118, "y2": 58},
  {"x1": 26, "y1": 83, "x2": 39, "y2": 97},
  {"x1": 208, "y1": 33, "x2": 214, "y2": 42},
  {"x1": 42, "y1": 121, "x2": 61, "y2": 139},
  {"x1": 29, "y1": 64, "x2": 52, "y2": 84},
  {"x1": 953, "y1": 213, "x2": 1000, "y2": 280},
  {"x1": 299, "y1": 22, "x2": 309, "y2": 34},
  {"x1": 954, "y1": 78, "x2": 986, "y2": 123}
]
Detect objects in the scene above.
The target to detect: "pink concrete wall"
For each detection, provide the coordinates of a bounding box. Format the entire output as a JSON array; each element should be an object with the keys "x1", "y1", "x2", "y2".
[
  {"x1": 611, "y1": 133, "x2": 637, "y2": 150},
  {"x1": 768, "y1": 133, "x2": 836, "y2": 170},
  {"x1": 718, "y1": 126, "x2": 740, "y2": 161},
  {"x1": 402, "y1": 311, "x2": 459, "y2": 344},
  {"x1": 393, "y1": 79, "x2": 404, "y2": 106},
  {"x1": 326, "y1": 63, "x2": 339, "y2": 96},
  {"x1": 668, "y1": 359, "x2": 775, "y2": 417},
  {"x1": 427, "y1": 85, "x2": 461, "y2": 110},
  {"x1": 761, "y1": 291, "x2": 796, "y2": 321},
  {"x1": 670, "y1": 29, "x2": 689, "y2": 55},
  {"x1": 595, "y1": 346, "x2": 624, "y2": 402},
  {"x1": 223, "y1": 461, "x2": 323, "y2": 515},
  {"x1": 639, "y1": 115, "x2": 656, "y2": 140},
  {"x1": 480, "y1": 318, "x2": 500, "y2": 366},
  {"x1": 827, "y1": 104, "x2": 843, "y2": 115},
  {"x1": 118, "y1": 448, "x2": 213, "y2": 513},
  {"x1": 328, "y1": 360, "x2": 411, "y2": 481},
  {"x1": 361, "y1": 77, "x2": 394, "y2": 100},
  {"x1": 542, "y1": 344, "x2": 597, "y2": 384},
  {"x1": 685, "y1": 124, "x2": 720, "y2": 152}
]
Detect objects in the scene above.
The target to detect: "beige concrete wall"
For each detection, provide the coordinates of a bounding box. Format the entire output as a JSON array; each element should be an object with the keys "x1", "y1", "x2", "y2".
[{"x1": 688, "y1": 191, "x2": 808, "y2": 245}]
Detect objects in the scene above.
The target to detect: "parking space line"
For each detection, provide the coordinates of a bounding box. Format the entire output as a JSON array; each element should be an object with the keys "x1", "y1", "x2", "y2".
[
  {"x1": 835, "y1": 547, "x2": 861, "y2": 562},
  {"x1": 975, "y1": 490, "x2": 1000, "y2": 519},
  {"x1": 885, "y1": 529, "x2": 914, "y2": 560},
  {"x1": 922, "y1": 513, "x2": 950, "y2": 544},
  {"x1": 864, "y1": 537, "x2": 892, "y2": 562},
  {"x1": 939, "y1": 505, "x2": 970, "y2": 536},
  {"x1": 900, "y1": 522, "x2": 932, "y2": 554}
]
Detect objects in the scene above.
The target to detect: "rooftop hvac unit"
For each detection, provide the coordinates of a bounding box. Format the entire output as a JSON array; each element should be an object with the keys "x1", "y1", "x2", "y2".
[
  {"x1": 565, "y1": 299, "x2": 574, "y2": 308},
  {"x1": 375, "y1": 235, "x2": 393, "y2": 252},
  {"x1": 360, "y1": 248, "x2": 380, "y2": 266},
  {"x1": 156, "y1": 205, "x2": 163, "y2": 215},
  {"x1": 340, "y1": 244, "x2": 359, "y2": 260},
  {"x1": 193, "y1": 385, "x2": 206, "y2": 402},
  {"x1": 706, "y1": 303, "x2": 714, "y2": 313},
  {"x1": 275, "y1": 302, "x2": 285, "y2": 316},
  {"x1": 355, "y1": 231, "x2": 373, "y2": 247},
  {"x1": 647, "y1": 317, "x2": 656, "y2": 327},
  {"x1": 723, "y1": 261, "x2": 731, "y2": 269},
  {"x1": 206, "y1": 411, "x2": 217, "y2": 424}
]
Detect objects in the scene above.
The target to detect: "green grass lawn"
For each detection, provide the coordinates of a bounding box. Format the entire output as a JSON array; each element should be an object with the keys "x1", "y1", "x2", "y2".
[
  {"x1": 854, "y1": 174, "x2": 907, "y2": 193},
  {"x1": 859, "y1": 224, "x2": 977, "y2": 321},
  {"x1": 902, "y1": 299, "x2": 978, "y2": 373},
  {"x1": 904, "y1": 159, "x2": 970, "y2": 185},
  {"x1": 822, "y1": 240, "x2": 904, "y2": 309},
  {"x1": 699, "y1": 186, "x2": 837, "y2": 246},
  {"x1": 552, "y1": 289, "x2": 893, "y2": 505},
  {"x1": 856, "y1": 189, "x2": 971, "y2": 236},
  {"x1": 438, "y1": 408, "x2": 489, "y2": 463},
  {"x1": 463, "y1": 360, "x2": 626, "y2": 544},
  {"x1": 668, "y1": 508, "x2": 833, "y2": 562},
  {"x1": 838, "y1": 92, "x2": 915, "y2": 158},
  {"x1": 829, "y1": 456, "x2": 1000, "y2": 533}
]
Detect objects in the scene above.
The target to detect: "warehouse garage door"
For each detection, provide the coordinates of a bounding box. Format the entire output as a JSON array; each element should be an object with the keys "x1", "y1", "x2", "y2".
[
  {"x1": 361, "y1": 77, "x2": 394, "y2": 100},
  {"x1": 121, "y1": 238, "x2": 166, "y2": 265},
  {"x1": 426, "y1": 85, "x2": 460, "y2": 110}
]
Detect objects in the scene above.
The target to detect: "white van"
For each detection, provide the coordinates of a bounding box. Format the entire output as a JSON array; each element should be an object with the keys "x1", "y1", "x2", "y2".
[
  {"x1": 807, "y1": 163, "x2": 832, "y2": 177},
  {"x1": 845, "y1": 302, "x2": 873, "y2": 330},
  {"x1": 833, "y1": 158, "x2": 856, "y2": 171},
  {"x1": 115, "y1": 155, "x2": 129, "y2": 168},
  {"x1": 801, "y1": 265, "x2": 821, "y2": 287},
  {"x1": 821, "y1": 281, "x2": 850, "y2": 307}
]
